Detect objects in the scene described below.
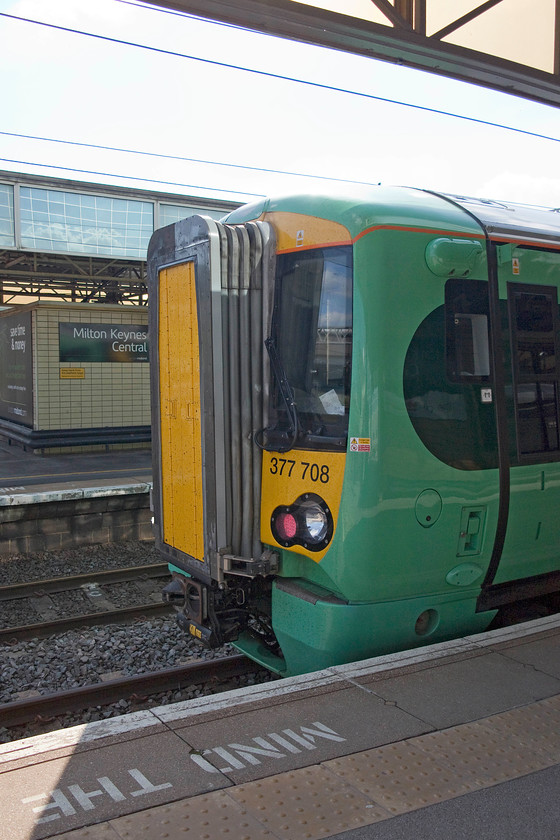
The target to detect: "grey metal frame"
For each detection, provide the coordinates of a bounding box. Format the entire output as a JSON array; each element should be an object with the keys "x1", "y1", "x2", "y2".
[{"x1": 148, "y1": 0, "x2": 560, "y2": 107}]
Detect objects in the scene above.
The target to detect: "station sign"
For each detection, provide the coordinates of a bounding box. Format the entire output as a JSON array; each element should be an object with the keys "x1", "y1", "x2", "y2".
[{"x1": 59, "y1": 323, "x2": 149, "y2": 363}]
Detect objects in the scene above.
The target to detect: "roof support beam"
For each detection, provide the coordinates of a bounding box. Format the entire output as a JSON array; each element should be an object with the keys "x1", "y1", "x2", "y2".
[
  {"x1": 431, "y1": 0, "x2": 504, "y2": 41},
  {"x1": 369, "y1": 0, "x2": 413, "y2": 30},
  {"x1": 145, "y1": 0, "x2": 560, "y2": 107}
]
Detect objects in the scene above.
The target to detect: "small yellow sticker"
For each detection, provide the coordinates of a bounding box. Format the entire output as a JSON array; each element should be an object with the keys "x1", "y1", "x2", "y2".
[
  {"x1": 60, "y1": 367, "x2": 85, "y2": 379},
  {"x1": 512, "y1": 258, "x2": 520, "y2": 275}
]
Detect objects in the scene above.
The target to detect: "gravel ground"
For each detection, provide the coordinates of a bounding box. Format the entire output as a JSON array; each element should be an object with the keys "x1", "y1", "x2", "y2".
[
  {"x1": 0, "y1": 541, "x2": 161, "y2": 585},
  {"x1": 0, "y1": 615, "x2": 235, "y2": 705},
  {"x1": 0, "y1": 541, "x2": 166, "y2": 628},
  {"x1": 0, "y1": 615, "x2": 273, "y2": 742},
  {"x1": 0, "y1": 542, "x2": 276, "y2": 743}
]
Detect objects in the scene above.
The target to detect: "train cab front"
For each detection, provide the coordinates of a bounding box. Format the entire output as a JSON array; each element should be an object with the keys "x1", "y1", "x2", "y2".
[
  {"x1": 148, "y1": 205, "x2": 355, "y2": 677},
  {"x1": 229, "y1": 226, "x2": 354, "y2": 674}
]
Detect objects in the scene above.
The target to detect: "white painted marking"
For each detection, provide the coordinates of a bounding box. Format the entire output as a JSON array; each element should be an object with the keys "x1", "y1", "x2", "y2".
[
  {"x1": 128, "y1": 768, "x2": 173, "y2": 797},
  {"x1": 22, "y1": 790, "x2": 76, "y2": 825},
  {"x1": 97, "y1": 777, "x2": 127, "y2": 802},
  {"x1": 189, "y1": 752, "x2": 222, "y2": 774},
  {"x1": 280, "y1": 729, "x2": 317, "y2": 750},
  {"x1": 300, "y1": 722, "x2": 347, "y2": 742},
  {"x1": 227, "y1": 740, "x2": 284, "y2": 764},
  {"x1": 190, "y1": 722, "x2": 347, "y2": 773},
  {"x1": 68, "y1": 783, "x2": 108, "y2": 811},
  {"x1": 20, "y1": 769, "x2": 173, "y2": 825},
  {"x1": 266, "y1": 732, "x2": 305, "y2": 753},
  {"x1": 210, "y1": 746, "x2": 245, "y2": 772}
]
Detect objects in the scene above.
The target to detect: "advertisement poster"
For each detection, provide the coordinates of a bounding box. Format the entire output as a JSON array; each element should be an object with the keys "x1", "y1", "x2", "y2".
[
  {"x1": 59, "y1": 322, "x2": 149, "y2": 363},
  {"x1": 0, "y1": 310, "x2": 33, "y2": 427}
]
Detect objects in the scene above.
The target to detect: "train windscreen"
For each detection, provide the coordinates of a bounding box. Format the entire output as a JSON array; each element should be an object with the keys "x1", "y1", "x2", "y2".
[{"x1": 266, "y1": 245, "x2": 352, "y2": 451}]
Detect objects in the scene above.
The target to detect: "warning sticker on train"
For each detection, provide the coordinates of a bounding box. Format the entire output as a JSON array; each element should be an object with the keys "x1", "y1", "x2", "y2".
[{"x1": 350, "y1": 437, "x2": 371, "y2": 452}]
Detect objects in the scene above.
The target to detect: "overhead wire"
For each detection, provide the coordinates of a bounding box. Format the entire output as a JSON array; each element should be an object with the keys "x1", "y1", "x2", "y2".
[
  {"x1": 0, "y1": 131, "x2": 382, "y2": 189},
  {"x1": 0, "y1": 157, "x2": 264, "y2": 199},
  {"x1": 1, "y1": 10, "x2": 559, "y2": 148}
]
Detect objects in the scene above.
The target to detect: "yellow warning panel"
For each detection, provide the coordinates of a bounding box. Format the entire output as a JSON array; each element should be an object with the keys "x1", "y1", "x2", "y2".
[
  {"x1": 264, "y1": 211, "x2": 351, "y2": 253},
  {"x1": 158, "y1": 262, "x2": 204, "y2": 561},
  {"x1": 260, "y1": 449, "x2": 346, "y2": 562}
]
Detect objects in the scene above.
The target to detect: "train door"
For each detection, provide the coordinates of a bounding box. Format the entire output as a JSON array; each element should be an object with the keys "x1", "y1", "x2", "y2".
[
  {"x1": 487, "y1": 249, "x2": 560, "y2": 599},
  {"x1": 148, "y1": 214, "x2": 276, "y2": 582}
]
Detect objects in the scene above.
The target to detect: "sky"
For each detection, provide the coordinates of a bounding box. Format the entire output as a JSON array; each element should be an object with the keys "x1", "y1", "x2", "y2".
[{"x1": 0, "y1": 0, "x2": 560, "y2": 207}]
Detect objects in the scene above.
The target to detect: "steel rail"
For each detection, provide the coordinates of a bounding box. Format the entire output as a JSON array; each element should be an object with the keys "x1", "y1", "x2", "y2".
[
  {"x1": 0, "y1": 655, "x2": 263, "y2": 728},
  {"x1": 0, "y1": 563, "x2": 169, "y2": 601},
  {"x1": 0, "y1": 602, "x2": 175, "y2": 642}
]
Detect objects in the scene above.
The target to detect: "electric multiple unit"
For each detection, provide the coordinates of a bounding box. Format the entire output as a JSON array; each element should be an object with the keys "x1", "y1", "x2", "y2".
[{"x1": 148, "y1": 187, "x2": 560, "y2": 676}]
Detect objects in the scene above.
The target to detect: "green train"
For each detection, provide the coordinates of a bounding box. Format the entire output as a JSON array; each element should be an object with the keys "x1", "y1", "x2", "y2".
[{"x1": 148, "y1": 187, "x2": 560, "y2": 677}]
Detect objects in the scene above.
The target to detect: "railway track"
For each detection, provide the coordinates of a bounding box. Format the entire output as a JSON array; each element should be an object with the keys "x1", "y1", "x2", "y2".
[
  {"x1": 0, "y1": 655, "x2": 265, "y2": 729},
  {"x1": 0, "y1": 563, "x2": 169, "y2": 601},
  {"x1": 0, "y1": 602, "x2": 175, "y2": 642},
  {"x1": 0, "y1": 563, "x2": 173, "y2": 641}
]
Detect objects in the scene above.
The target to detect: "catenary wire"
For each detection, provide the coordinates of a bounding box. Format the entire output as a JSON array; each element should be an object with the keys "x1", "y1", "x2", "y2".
[
  {"x1": 1, "y1": 11, "x2": 559, "y2": 148},
  {"x1": 0, "y1": 157, "x2": 265, "y2": 199},
  {"x1": 0, "y1": 131, "x2": 382, "y2": 189}
]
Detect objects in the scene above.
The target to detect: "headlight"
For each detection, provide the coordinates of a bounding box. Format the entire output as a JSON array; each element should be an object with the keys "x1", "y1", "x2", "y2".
[
  {"x1": 271, "y1": 494, "x2": 333, "y2": 552},
  {"x1": 302, "y1": 500, "x2": 329, "y2": 542}
]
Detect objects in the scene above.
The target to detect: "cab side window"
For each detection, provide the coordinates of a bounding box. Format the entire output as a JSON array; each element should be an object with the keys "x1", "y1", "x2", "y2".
[
  {"x1": 403, "y1": 277, "x2": 497, "y2": 471},
  {"x1": 445, "y1": 278, "x2": 490, "y2": 382},
  {"x1": 509, "y1": 285, "x2": 560, "y2": 458}
]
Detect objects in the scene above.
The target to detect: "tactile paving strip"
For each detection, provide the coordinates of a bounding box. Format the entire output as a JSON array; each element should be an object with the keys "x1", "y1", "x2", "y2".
[
  {"x1": 228, "y1": 764, "x2": 390, "y2": 839},
  {"x1": 477, "y1": 698, "x2": 560, "y2": 762},
  {"x1": 109, "y1": 790, "x2": 274, "y2": 839},
  {"x1": 324, "y1": 739, "x2": 482, "y2": 814},
  {"x1": 411, "y1": 720, "x2": 549, "y2": 784}
]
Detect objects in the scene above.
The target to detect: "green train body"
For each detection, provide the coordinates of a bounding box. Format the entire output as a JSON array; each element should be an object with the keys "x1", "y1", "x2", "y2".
[{"x1": 148, "y1": 186, "x2": 560, "y2": 677}]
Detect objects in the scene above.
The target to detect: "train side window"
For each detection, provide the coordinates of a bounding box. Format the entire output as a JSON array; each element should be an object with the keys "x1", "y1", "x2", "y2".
[
  {"x1": 509, "y1": 284, "x2": 560, "y2": 458},
  {"x1": 445, "y1": 279, "x2": 490, "y2": 381}
]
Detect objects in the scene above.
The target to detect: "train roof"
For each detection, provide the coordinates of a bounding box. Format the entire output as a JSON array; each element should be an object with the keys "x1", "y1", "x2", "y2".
[
  {"x1": 224, "y1": 187, "x2": 560, "y2": 250},
  {"x1": 433, "y1": 191, "x2": 560, "y2": 249}
]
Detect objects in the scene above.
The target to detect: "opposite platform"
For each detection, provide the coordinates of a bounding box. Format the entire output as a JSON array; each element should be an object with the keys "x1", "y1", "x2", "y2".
[
  {"x1": 0, "y1": 442, "x2": 152, "y2": 552},
  {"x1": 1, "y1": 613, "x2": 560, "y2": 840},
  {"x1": 0, "y1": 439, "x2": 152, "y2": 499}
]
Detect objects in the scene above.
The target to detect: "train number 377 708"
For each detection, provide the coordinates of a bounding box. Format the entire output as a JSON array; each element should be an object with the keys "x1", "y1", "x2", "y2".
[{"x1": 269, "y1": 457, "x2": 330, "y2": 483}]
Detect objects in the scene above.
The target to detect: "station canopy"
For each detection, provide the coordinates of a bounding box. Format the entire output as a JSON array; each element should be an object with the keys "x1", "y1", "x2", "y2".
[{"x1": 145, "y1": 0, "x2": 560, "y2": 107}]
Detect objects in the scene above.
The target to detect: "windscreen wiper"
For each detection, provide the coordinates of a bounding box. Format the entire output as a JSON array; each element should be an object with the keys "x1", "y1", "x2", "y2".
[{"x1": 254, "y1": 337, "x2": 298, "y2": 453}]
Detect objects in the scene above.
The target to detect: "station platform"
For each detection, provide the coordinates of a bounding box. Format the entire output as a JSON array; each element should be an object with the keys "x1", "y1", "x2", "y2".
[
  {"x1": 0, "y1": 441, "x2": 153, "y2": 553},
  {"x1": 1, "y1": 613, "x2": 559, "y2": 840},
  {"x1": 0, "y1": 438, "x2": 152, "y2": 499}
]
